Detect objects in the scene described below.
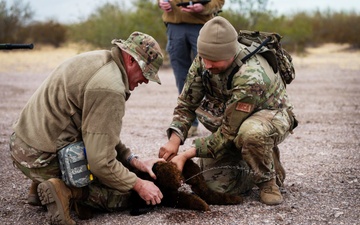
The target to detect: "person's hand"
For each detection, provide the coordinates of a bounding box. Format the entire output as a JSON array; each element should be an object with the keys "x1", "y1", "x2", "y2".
[
  {"x1": 170, "y1": 154, "x2": 188, "y2": 172},
  {"x1": 158, "y1": 132, "x2": 181, "y2": 161},
  {"x1": 131, "y1": 157, "x2": 166, "y2": 180},
  {"x1": 159, "y1": 141, "x2": 178, "y2": 161},
  {"x1": 180, "y1": 3, "x2": 204, "y2": 13},
  {"x1": 159, "y1": 0, "x2": 172, "y2": 12},
  {"x1": 170, "y1": 147, "x2": 197, "y2": 171},
  {"x1": 133, "y1": 178, "x2": 163, "y2": 205}
]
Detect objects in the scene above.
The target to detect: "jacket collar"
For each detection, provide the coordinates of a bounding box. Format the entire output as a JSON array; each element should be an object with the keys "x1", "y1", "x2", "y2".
[{"x1": 111, "y1": 47, "x2": 131, "y2": 100}]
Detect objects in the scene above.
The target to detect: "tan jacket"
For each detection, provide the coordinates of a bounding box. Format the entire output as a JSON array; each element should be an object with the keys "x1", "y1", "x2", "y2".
[
  {"x1": 158, "y1": 0, "x2": 224, "y2": 24},
  {"x1": 13, "y1": 47, "x2": 137, "y2": 192}
]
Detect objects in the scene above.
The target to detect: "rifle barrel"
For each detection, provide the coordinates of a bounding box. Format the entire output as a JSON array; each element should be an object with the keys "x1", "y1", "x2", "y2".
[{"x1": 0, "y1": 43, "x2": 34, "y2": 50}]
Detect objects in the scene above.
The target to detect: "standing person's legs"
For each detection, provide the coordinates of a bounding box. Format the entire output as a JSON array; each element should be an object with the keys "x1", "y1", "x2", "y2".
[
  {"x1": 186, "y1": 24, "x2": 202, "y2": 129},
  {"x1": 166, "y1": 23, "x2": 193, "y2": 94},
  {"x1": 166, "y1": 23, "x2": 201, "y2": 134}
]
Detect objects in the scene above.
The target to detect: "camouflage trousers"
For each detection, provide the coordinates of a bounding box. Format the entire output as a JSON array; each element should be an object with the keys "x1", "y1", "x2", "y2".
[
  {"x1": 199, "y1": 108, "x2": 293, "y2": 195},
  {"x1": 9, "y1": 133, "x2": 133, "y2": 212}
]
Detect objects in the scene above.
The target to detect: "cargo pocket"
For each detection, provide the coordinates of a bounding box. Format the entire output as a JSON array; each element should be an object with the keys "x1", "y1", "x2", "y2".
[{"x1": 271, "y1": 109, "x2": 292, "y2": 145}]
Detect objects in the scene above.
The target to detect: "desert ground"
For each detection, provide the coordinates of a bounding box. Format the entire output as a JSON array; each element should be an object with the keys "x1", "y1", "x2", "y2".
[{"x1": 0, "y1": 43, "x2": 359, "y2": 225}]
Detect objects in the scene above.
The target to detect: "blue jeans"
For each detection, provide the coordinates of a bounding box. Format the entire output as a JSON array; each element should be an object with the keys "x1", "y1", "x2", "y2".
[{"x1": 166, "y1": 23, "x2": 202, "y2": 127}]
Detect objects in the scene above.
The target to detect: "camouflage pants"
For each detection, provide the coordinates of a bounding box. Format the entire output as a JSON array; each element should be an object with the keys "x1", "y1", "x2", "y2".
[
  {"x1": 199, "y1": 108, "x2": 292, "y2": 195},
  {"x1": 9, "y1": 133, "x2": 132, "y2": 212}
]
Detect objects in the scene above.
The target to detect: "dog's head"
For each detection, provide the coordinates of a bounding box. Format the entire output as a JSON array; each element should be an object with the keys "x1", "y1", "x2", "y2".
[{"x1": 152, "y1": 161, "x2": 183, "y2": 190}]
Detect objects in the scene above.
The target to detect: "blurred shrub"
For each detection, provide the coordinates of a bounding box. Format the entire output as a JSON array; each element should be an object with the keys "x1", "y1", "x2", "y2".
[
  {"x1": 26, "y1": 21, "x2": 67, "y2": 47},
  {"x1": 312, "y1": 10, "x2": 360, "y2": 48},
  {"x1": 68, "y1": 2, "x2": 131, "y2": 48},
  {"x1": 128, "y1": 0, "x2": 166, "y2": 49},
  {"x1": 68, "y1": 0, "x2": 165, "y2": 50},
  {"x1": 0, "y1": 0, "x2": 33, "y2": 43}
]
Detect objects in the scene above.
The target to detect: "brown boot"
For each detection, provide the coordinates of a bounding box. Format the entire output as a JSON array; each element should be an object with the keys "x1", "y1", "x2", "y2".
[
  {"x1": 28, "y1": 181, "x2": 41, "y2": 206},
  {"x1": 37, "y1": 178, "x2": 83, "y2": 225},
  {"x1": 273, "y1": 146, "x2": 286, "y2": 187},
  {"x1": 258, "y1": 179, "x2": 283, "y2": 205}
]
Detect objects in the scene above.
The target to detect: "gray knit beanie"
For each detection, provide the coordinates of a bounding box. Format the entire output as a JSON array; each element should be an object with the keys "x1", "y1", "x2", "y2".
[{"x1": 197, "y1": 16, "x2": 240, "y2": 61}]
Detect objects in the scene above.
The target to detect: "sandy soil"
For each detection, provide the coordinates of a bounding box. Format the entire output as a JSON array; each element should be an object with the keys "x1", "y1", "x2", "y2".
[{"x1": 0, "y1": 43, "x2": 359, "y2": 225}]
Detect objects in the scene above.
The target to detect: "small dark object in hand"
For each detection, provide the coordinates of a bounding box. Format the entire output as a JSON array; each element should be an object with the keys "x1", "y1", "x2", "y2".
[{"x1": 176, "y1": 0, "x2": 211, "y2": 7}]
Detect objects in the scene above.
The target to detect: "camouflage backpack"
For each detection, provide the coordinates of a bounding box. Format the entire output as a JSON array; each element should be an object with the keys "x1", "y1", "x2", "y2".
[{"x1": 237, "y1": 30, "x2": 295, "y2": 86}]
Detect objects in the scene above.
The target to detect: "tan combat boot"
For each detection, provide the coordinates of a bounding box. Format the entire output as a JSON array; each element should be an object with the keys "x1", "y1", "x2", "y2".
[
  {"x1": 273, "y1": 146, "x2": 286, "y2": 187},
  {"x1": 27, "y1": 181, "x2": 41, "y2": 206},
  {"x1": 258, "y1": 178, "x2": 283, "y2": 205},
  {"x1": 37, "y1": 178, "x2": 83, "y2": 225}
]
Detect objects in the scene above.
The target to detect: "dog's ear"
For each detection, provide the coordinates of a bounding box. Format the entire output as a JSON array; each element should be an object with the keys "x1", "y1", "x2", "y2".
[{"x1": 152, "y1": 162, "x2": 160, "y2": 174}]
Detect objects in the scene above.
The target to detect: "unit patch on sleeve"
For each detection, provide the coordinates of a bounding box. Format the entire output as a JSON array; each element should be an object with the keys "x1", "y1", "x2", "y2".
[{"x1": 235, "y1": 102, "x2": 253, "y2": 113}]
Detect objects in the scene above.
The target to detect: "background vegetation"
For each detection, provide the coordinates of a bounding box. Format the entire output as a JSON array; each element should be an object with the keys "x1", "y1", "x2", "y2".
[{"x1": 1, "y1": 0, "x2": 359, "y2": 53}]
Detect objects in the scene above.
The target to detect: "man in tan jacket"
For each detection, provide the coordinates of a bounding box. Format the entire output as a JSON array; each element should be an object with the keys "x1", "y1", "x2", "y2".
[{"x1": 10, "y1": 32, "x2": 165, "y2": 224}]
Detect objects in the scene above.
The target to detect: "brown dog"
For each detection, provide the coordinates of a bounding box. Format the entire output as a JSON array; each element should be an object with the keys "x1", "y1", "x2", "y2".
[{"x1": 130, "y1": 159, "x2": 243, "y2": 215}]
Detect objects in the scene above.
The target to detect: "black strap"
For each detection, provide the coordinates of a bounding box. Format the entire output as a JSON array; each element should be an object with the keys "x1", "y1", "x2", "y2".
[
  {"x1": 226, "y1": 65, "x2": 240, "y2": 90},
  {"x1": 227, "y1": 36, "x2": 272, "y2": 90},
  {"x1": 241, "y1": 36, "x2": 272, "y2": 63}
]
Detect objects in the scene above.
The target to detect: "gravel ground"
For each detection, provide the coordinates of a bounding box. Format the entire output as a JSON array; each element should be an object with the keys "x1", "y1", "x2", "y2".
[{"x1": 0, "y1": 44, "x2": 359, "y2": 225}]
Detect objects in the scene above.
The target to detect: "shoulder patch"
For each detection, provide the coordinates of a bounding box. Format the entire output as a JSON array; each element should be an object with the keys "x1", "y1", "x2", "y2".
[{"x1": 236, "y1": 102, "x2": 253, "y2": 113}]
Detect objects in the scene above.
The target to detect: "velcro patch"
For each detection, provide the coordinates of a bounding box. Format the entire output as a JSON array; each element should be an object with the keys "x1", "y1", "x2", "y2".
[{"x1": 235, "y1": 102, "x2": 253, "y2": 113}]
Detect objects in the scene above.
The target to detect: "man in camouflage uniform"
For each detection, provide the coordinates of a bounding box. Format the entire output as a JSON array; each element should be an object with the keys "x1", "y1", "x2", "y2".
[
  {"x1": 159, "y1": 17, "x2": 297, "y2": 205},
  {"x1": 10, "y1": 32, "x2": 165, "y2": 224}
]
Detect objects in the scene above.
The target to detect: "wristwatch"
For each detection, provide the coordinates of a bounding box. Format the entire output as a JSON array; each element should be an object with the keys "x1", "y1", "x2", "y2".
[{"x1": 127, "y1": 153, "x2": 139, "y2": 163}]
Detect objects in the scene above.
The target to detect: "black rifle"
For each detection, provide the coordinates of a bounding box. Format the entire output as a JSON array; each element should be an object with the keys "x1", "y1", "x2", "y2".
[{"x1": 0, "y1": 43, "x2": 34, "y2": 50}]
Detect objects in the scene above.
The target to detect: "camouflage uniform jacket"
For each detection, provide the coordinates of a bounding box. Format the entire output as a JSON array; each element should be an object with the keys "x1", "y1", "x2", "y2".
[
  {"x1": 168, "y1": 44, "x2": 294, "y2": 159},
  {"x1": 158, "y1": 0, "x2": 224, "y2": 24},
  {"x1": 12, "y1": 47, "x2": 138, "y2": 192}
]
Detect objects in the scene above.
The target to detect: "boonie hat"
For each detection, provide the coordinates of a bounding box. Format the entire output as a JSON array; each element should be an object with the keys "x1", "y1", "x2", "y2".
[
  {"x1": 197, "y1": 16, "x2": 240, "y2": 61},
  {"x1": 112, "y1": 32, "x2": 163, "y2": 84}
]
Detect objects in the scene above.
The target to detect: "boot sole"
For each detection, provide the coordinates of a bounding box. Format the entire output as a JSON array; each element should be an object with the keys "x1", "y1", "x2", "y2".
[
  {"x1": 38, "y1": 181, "x2": 70, "y2": 225},
  {"x1": 260, "y1": 198, "x2": 284, "y2": 205}
]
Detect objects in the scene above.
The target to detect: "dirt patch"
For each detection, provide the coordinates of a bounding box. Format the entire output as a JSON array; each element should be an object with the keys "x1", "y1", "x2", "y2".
[{"x1": 0, "y1": 44, "x2": 359, "y2": 225}]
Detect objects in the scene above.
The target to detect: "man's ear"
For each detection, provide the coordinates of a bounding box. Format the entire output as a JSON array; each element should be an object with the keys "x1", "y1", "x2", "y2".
[{"x1": 123, "y1": 51, "x2": 135, "y2": 64}]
